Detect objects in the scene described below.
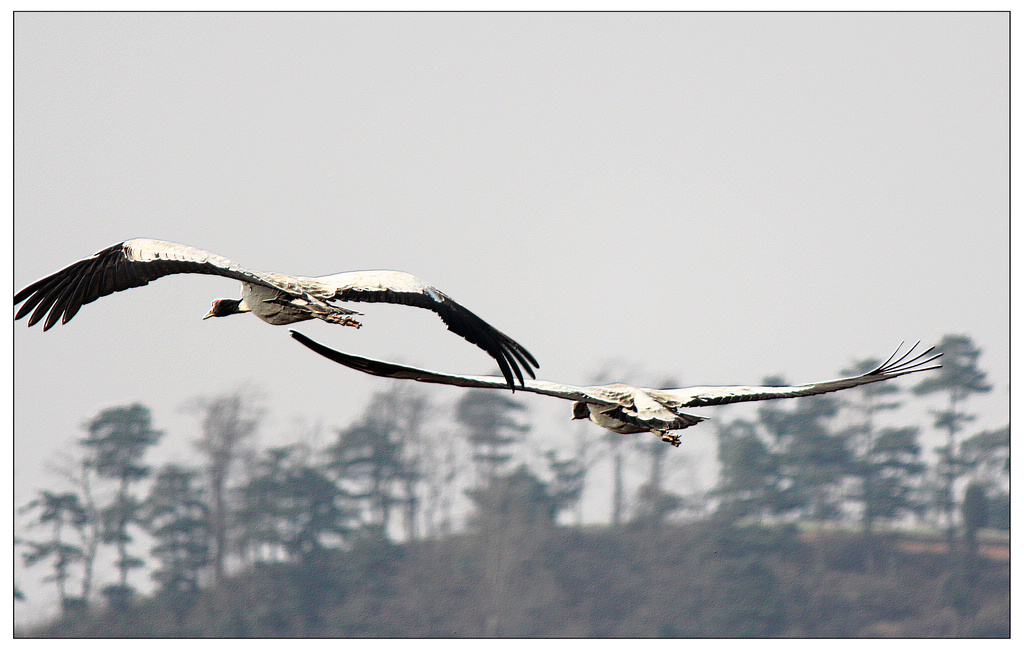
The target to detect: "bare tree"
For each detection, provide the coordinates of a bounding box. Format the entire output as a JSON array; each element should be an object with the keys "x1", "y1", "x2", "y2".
[
  {"x1": 589, "y1": 359, "x2": 647, "y2": 527},
  {"x1": 186, "y1": 387, "x2": 264, "y2": 589},
  {"x1": 42, "y1": 450, "x2": 103, "y2": 610},
  {"x1": 419, "y1": 426, "x2": 460, "y2": 538},
  {"x1": 366, "y1": 384, "x2": 431, "y2": 541},
  {"x1": 604, "y1": 430, "x2": 629, "y2": 526}
]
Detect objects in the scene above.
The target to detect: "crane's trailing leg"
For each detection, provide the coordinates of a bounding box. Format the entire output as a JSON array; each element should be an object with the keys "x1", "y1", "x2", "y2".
[
  {"x1": 14, "y1": 238, "x2": 539, "y2": 388},
  {"x1": 320, "y1": 313, "x2": 362, "y2": 328},
  {"x1": 658, "y1": 430, "x2": 681, "y2": 447}
]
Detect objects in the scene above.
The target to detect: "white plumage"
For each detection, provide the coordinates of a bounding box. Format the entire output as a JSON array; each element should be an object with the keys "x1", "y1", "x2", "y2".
[{"x1": 15, "y1": 238, "x2": 538, "y2": 388}]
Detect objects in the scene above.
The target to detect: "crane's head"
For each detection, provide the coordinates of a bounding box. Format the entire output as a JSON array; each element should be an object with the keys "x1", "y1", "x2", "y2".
[
  {"x1": 571, "y1": 402, "x2": 590, "y2": 420},
  {"x1": 203, "y1": 298, "x2": 249, "y2": 319}
]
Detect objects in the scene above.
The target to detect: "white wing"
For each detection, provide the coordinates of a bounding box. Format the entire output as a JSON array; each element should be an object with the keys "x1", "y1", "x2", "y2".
[
  {"x1": 15, "y1": 240, "x2": 539, "y2": 389},
  {"x1": 303, "y1": 270, "x2": 539, "y2": 387},
  {"x1": 658, "y1": 343, "x2": 942, "y2": 408}
]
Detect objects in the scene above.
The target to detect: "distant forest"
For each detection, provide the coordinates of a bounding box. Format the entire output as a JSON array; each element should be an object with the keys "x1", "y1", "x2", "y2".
[{"x1": 16, "y1": 333, "x2": 1009, "y2": 638}]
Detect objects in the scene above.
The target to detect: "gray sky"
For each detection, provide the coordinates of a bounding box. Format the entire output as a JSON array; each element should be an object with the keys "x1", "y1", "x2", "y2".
[{"x1": 11, "y1": 11, "x2": 1009, "y2": 622}]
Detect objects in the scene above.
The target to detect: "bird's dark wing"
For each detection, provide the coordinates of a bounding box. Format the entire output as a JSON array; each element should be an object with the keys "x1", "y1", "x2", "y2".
[
  {"x1": 311, "y1": 270, "x2": 539, "y2": 389},
  {"x1": 14, "y1": 238, "x2": 298, "y2": 330},
  {"x1": 660, "y1": 342, "x2": 942, "y2": 408},
  {"x1": 290, "y1": 330, "x2": 600, "y2": 402}
]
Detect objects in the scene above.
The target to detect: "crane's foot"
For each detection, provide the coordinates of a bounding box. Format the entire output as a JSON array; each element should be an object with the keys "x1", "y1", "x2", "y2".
[
  {"x1": 323, "y1": 314, "x2": 362, "y2": 328},
  {"x1": 660, "y1": 432, "x2": 681, "y2": 447}
]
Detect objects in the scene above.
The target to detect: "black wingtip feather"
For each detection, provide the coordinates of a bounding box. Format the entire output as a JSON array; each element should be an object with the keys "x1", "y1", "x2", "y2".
[
  {"x1": 868, "y1": 342, "x2": 943, "y2": 378},
  {"x1": 43, "y1": 274, "x2": 82, "y2": 331},
  {"x1": 27, "y1": 275, "x2": 72, "y2": 328},
  {"x1": 342, "y1": 287, "x2": 537, "y2": 389}
]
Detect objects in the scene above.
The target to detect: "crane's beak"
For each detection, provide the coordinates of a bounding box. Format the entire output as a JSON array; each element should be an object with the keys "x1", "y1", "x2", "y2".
[{"x1": 202, "y1": 309, "x2": 215, "y2": 320}]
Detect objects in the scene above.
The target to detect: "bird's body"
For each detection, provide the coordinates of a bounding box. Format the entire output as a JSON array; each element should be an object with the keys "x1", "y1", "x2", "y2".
[
  {"x1": 571, "y1": 386, "x2": 709, "y2": 437},
  {"x1": 234, "y1": 282, "x2": 309, "y2": 325},
  {"x1": 15, "y1": 238, "x2": 538, "y2": 388},
  {"x1": 290, "y1": 331, "x2": 941, "y2": 446}
]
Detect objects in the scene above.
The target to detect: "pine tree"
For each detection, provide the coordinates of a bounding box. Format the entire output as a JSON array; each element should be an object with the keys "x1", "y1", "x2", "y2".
[
  {"x1": 862, "y1": 426, "x2": 927, "y2": 524},
  {"x1": 45, "y1": 448, "x2": 104, "y2": 610},
  {"x1": 325, "y1": 417, "x2": 404, "y2": 532},
  {"x1": 142, "y1": 464, "x2": 211, "y2": 625},
  {"x1": 960, "y1": 425, "x2": 1009, "y2": 531},
  {"x1": 960, "y1": 425, "x2": 1009, "y2": 491},
  {"x1": 19, "y1": 490, "x2": 88, "y2": 613},
  {"x1": 465, "y1": 465, "x2": 558, "y2": 636},
  {"x1": 80, "y1": 403, "x2": 163, "y2": 609},
  {"x1": 961, "y1": 482, "x2": 989, "y2": 558},
  {"x1": 632, "y1": 439, "x2": 683, "y2": 528},
  {"x1": 363, "y1": 385, "x2": 430, "y2": 541},
  {"x1": 455, "y1": 389, "x2": 529, "y2": 487},
  {"x1": 543, "y1": 450, "x2": 587, "y2": 523},
  {"x1": 839, "y1": 356, "x2": 903, "y2": 534},
  {"x1": 712, "y1": 419, "x2": 783, "y2": 523},
  {"x1": 912, "y1": 334, "x2": 992, "y2": 550},
  {"x1": 757, "y1": 379, "x2": 849, "y2": 523},
  {"x1": 236, "y1": 445, "x2": 356, "y2": 561}
]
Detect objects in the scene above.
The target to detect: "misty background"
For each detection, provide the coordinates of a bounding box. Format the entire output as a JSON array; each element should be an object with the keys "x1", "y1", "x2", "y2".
[{"x1": 12, "y1": 12, "x2": 1008, "y2": 628}]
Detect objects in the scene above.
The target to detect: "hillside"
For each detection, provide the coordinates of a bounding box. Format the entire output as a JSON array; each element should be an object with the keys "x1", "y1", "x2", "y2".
[{"x1": 20, "y1": 522, "x2": 1010, "y2": 638}]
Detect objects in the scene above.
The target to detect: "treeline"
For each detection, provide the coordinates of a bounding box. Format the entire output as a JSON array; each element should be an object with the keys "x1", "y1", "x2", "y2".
[{"x1": 16, "y1": 333, "x2": 1009, "y2": 637}]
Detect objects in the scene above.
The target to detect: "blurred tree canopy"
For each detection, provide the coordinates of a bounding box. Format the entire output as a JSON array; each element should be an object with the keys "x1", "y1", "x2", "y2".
[{"x1": 16, "y1": 333, "x2": 1008, "y2": 638}]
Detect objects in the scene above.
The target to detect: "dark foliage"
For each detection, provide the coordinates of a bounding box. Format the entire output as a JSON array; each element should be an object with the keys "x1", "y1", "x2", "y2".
[
  {"x1": 20, "y1": 523, "x2": 1008, "y2": 639},
  {"x1": 16, "y1": 333, "x2": 1007, "y2": 638}
]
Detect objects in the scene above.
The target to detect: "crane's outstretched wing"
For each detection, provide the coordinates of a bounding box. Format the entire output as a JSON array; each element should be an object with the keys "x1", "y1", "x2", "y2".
[
  {"x1": 659, "y1": 342, "x2": 942, "y2": 408},
  {"x1": 308, "y1": 270, "x2": 539, "y2": 388},
  {"x1": 291, "y1": 330, "x2": 597, "y2": 403},
  {"x1": 15, "y1": 239, "x2": 538, "y2": 390},
  {"x1": 14, "y1": 238, "x2": 304, "y2": 331}
]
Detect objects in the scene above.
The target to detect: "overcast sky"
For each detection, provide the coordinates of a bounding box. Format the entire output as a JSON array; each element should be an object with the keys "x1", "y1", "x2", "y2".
[{"x1": 11, "y1": 11, "x2": 1008, "y2": 623}]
